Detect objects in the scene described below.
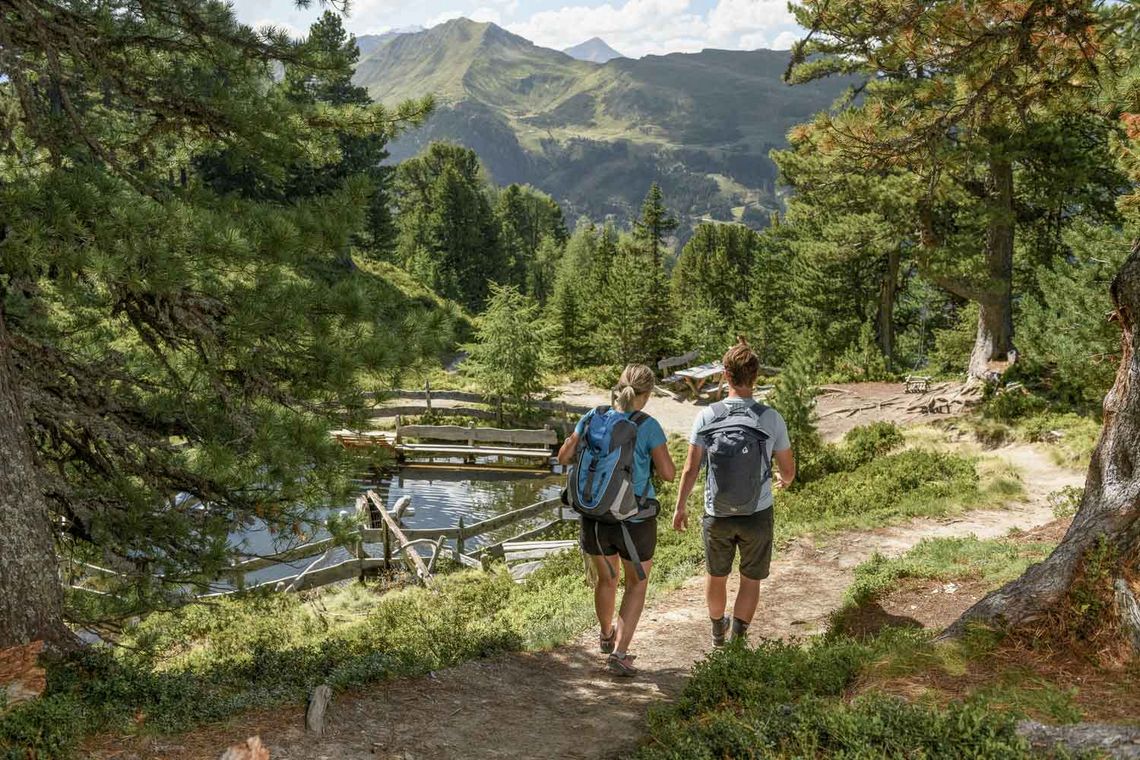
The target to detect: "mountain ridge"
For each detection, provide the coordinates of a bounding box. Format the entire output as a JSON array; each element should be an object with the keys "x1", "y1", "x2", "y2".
[{"x1": 354, "y1": 18, "x2": 850, "y2": 228}]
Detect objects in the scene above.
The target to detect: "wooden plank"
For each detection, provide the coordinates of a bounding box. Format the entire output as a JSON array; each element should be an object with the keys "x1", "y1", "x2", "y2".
[
  {"x1": 476, "y1": 520, "x2": 564, "y2": 559},
  {"x1": 232, "y1": 537, "x2": 342, "y2": 573},
  {"x1": 504, "y1": 540, "x2": 579, "y2": 551},
  {"x1": 361, "y1": 526, "x2": 462, "y2": 541},
  {"x1": 453, "y1": 552, "x2": 483, "y2": 569},
  {"x1": 398, "y1": 425, "x2": 558, "y2": 446},
  {"x1": 658, "y1": 350, "x2": 700, "y2": 372},
  {"x1": 399, "y1": 444, "x2": 553, "y2": 459},
  {"x1": 503, "y1": 545, "x2": 577, "y2": 562},
  {"x1": 462, "y1": 499, "x2": 560, "y2": 538},
  {"x1": 368, "y1": 490, "x2": 432, "y2": 584},
  {"x1": 370, "y1": 405, "x2": 501, "y2": 421}
]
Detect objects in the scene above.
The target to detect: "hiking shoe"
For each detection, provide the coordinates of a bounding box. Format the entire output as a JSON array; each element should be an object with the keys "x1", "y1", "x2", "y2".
[
  {"x1": 730, "y1": 618, "x2": 749, "y2": 645},
  {"x1": 599, "y1": 624, "x2": 617, "y2": 654},
  {"x1": 711, "y1": 615, "x2": 730, "y2": 647},
  {"x1": 606, "y1": 653, "x2": 637, "y2": 677}
]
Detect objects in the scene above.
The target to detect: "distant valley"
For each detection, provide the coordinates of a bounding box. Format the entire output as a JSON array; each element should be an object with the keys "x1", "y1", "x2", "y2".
[{"x1": 352, "y1": 19, "x2": 851, "y2": 231}]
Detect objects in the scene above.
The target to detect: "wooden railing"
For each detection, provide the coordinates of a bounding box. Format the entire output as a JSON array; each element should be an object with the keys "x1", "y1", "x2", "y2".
[{"x1": 211, "y1": 492, "x2": 569, "y2": 594}]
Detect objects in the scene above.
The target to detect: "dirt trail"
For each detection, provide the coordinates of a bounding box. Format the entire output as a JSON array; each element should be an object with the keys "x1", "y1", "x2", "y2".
[
  {"x1": 141, "y1": 444, "x2": 1078, "y2": 760},
  {"x1": 555, "y1": 380, "x2": 965, "y2": 442}
]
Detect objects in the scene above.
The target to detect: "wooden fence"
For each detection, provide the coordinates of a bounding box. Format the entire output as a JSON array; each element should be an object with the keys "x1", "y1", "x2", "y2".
[{"x1": 211, "y1": 492, "x2": 569, "y2": 594}]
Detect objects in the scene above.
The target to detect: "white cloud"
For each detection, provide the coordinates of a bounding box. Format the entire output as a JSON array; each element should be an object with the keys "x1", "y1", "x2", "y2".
[
  {"x1": 772, "y1": 30, "x2": 800, "y2": 50},
  {"x1": 505, "y1": 0, "x2": 804, "y2": 58}
]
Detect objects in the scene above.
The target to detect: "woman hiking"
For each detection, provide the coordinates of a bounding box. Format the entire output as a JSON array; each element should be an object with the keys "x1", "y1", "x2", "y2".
[{"x1": 557, "y1": 364, "x2": 675, "y2": 676}]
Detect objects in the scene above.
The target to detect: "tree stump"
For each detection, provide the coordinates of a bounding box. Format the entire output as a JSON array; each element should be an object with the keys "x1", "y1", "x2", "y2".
[{"x1": 306, "y1": 684, "x2": 333, "y2": 736}]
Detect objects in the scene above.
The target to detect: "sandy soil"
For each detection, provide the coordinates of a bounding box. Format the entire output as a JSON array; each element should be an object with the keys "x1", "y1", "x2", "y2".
[{"x1": 96, "y1": 443, "x2": 1084, "y2": 760}]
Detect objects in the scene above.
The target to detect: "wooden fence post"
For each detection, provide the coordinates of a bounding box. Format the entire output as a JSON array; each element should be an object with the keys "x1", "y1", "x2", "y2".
[
  {"x1": 456, "y1": 516, "x2": 466, "y2": 559},
  {"x1": 383, "y1": 522, "x2": 392, "y2": 570},
  {"x1": 425, "y1": 379, "x2": 432, "y2": 414}
]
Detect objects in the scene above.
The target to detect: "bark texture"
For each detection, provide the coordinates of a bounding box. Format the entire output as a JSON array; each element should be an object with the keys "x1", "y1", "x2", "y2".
[
  {"x1": 876, "y1": 247, "x2": 901, "y2": 369},
  {"x1": 945, "y1": 241, "x2": 1140, "y2": 640},
  {"x1": 0, "y1": 309, "x2": 70, "y2": 649},
  {"x1": 968, "y1": 156, "x2": 1017, "y2": 378}
]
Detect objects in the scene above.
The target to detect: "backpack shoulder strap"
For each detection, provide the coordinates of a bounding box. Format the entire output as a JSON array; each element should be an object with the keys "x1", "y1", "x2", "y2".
[
  {"x1": 748, "y1": 401, "x2": 769, "y2": 419},
  {"x1": 628, "y1": 410, "x2": 650, "y2": 427},
  {"x1": 710, "y1": 401, "x2": 729, "y2": 420}
]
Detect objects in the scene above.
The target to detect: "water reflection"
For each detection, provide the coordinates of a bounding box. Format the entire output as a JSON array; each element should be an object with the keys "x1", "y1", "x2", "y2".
[{"x1": 230, "y1": 462, "x2": 564, "y2": 589}]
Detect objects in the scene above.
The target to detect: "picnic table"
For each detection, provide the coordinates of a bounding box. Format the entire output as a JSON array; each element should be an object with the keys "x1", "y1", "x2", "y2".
[{"x1": 674, "y1": 362, "x2": 725, "y2": 402}]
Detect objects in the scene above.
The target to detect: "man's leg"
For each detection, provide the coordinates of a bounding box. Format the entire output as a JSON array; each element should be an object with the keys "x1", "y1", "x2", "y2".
[
  {"x1": 615, "y1": 558, "x2": 653, "y2": 654},
  {"x1": 729, "y1": 509, "x2": 774, "y2": 641},
  {"x1": 733, "y1": 575, "x2": 762, "y2": 623},
  {"x1": 702, "y1": 515, "x2": 736, "y2": 646},
  {"x1": 705, "y1": 573, "x2": 729, "y2": 620}
]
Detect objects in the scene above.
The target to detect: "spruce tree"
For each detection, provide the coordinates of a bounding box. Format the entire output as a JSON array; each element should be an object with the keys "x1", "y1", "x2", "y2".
[
  {"x1": 0, "y1": 1, "x2": 437, "y2": 646},
  {"x1": 464, "y1": 285, "x2": 549, "y2": 412},
  {"x1": 394, "y1": 143, "x2": 505, "y2": 310}
]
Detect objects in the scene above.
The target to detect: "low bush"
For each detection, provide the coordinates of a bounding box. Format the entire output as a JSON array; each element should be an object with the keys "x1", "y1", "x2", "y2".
[
  {"x1": 779, "y1": 449, "x2": 981, "y2": 539},
  {"x1": 639, "y1": 635, "x2": 1035, "y2": 759}
]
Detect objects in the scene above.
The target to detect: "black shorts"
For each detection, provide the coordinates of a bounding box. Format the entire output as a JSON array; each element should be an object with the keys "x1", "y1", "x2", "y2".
[
  {"x1": 580, "y1": 516, "x2": 657, "y2": 563},
  {"x1": 702, "y1": 508, "x2": 774, "y2": 580}
]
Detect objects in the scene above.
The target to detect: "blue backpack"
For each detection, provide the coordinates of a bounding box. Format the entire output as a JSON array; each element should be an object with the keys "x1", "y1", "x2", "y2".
[{"x1": 565, "y1": 406, "x2": 656, "y2": 579}]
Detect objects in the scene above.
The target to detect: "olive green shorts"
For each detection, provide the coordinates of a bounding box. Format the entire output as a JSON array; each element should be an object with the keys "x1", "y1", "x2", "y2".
[{"x1": 702, "y1": 507, "x2": 774, "y2": 580}]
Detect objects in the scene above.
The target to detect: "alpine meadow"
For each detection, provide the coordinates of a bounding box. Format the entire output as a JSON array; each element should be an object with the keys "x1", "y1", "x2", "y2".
[{"x1": 2, "y1": 1, "x2": 1140, "y2": 759}]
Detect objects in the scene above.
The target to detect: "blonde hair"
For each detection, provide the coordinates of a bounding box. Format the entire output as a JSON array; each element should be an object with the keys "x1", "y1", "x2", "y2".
[
  {"x1": 723, "y1": 336, "x2": 760, "y2": 388},
  {"x1": 614, "y1": 364, "x2": 655, "y2": 412}
]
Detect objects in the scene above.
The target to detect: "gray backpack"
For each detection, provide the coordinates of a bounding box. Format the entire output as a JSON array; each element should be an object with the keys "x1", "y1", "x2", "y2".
[{"x1": 697, "y1": 401, "x2": 772, "y2": 517}]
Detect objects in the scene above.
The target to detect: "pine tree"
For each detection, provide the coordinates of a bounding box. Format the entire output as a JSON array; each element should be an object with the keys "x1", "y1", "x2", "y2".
[
  {"x1": 788, "y1": 0, "x2": 1110, "y2": 376},
  {"x1": 394, "y1": 143, "x2": 505, "y2": 309},
  {"x1": 0, "y1": 2, "x2": 437, "y2": 646},
  {"x1": 464, "y1": 285, "x2": 549, "y2": 412}
]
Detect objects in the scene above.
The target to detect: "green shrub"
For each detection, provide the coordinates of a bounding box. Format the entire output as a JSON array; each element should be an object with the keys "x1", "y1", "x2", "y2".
[
  {"x1": 1048, "y1": 486, "x2": 1084, "y2": 519},
  {"x1": 980, "y1": 387, "x2": 1048, "y2": 422},
  {"x1": 639, "y1": 634, "x2": 1034, "y2": 759},
  {"x1": 779, "y1": 450, "x2": 979, "y2": 538},
  {"x1": 842, "y1": 422, "x2": 906, "y2": 467}
]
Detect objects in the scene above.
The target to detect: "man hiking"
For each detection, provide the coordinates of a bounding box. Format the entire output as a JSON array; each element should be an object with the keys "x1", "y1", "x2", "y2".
[{"x1": 672, "y1": 338, "x2": 795, "y2": 646}]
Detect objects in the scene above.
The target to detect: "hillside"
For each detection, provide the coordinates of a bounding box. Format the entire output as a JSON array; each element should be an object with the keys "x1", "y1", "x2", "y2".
[
  {"x1": 353, "y1": 19, "x2": 852, "y2": 229},
  {"x1": 563, "y1": 37, "x2": 624, "y2": 63}
]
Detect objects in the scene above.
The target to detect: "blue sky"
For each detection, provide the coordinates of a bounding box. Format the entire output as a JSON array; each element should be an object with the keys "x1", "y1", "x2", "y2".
[{"x1": 229, "y1": 0, "x2": 803, "y2": 57}]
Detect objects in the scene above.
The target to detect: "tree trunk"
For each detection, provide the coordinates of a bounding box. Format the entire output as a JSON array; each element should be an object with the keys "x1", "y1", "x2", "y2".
[
  {"x1": 944, "y1": 241, "x2": 1140, "y2": 645},
  {"x1": 0, "y1": 308, "x2": 71, "y2": 649},
  {"x1": 967, "y1": 156, "x2": 1017, "y2": 378},
  {"x1": 876, "y1": 247, "x2": 901, "y2": 370}
]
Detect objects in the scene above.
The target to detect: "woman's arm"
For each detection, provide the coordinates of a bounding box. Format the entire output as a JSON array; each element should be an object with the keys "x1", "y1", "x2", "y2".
[
  {"x1": 557, "y1": 432, "x2": 580, "y2": 466},
  {"x1": 650, "y1": 442, "x2": 676, "y2": 482}
]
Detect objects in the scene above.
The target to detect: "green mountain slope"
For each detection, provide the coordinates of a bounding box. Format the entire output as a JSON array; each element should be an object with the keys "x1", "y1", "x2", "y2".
[{"x1": 353, "y1": 19, "x2": 851, "y2": 228}]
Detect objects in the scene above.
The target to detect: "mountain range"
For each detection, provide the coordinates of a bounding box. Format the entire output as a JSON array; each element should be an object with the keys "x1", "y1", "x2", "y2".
[{"x1": 352, "y1": 18, "x2": 852, "y2": 230}]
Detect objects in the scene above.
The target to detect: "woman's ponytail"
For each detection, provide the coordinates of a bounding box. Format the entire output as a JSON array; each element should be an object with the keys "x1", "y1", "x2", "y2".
[{"x1": 614, "y1": 364, "x2": 656, "y2": 412}]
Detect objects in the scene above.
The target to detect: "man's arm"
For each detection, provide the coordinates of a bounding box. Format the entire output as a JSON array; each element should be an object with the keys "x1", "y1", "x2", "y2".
[
  {"x1": 672, "y1": 444, "x2": 704, "y2": 531},
  {"x1": 773, "y1": 447, "x2": 796, "y2": 489}
]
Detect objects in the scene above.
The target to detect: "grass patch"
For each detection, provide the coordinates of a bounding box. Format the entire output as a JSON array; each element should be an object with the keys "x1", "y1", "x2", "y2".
[
  {"x1": 638, "y1": 632, "x2": 1038, "y2": 760},
  {"x1": 3, "y1": 428, "x2": 1017, "y2": 757},
  {"x1": 839, "y1": 536, "x2": 1055, "y2": 613}
]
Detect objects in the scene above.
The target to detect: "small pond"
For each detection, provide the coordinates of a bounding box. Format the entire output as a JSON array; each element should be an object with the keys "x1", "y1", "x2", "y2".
[{"x1": 227, "y1": 462, "x2": 565, "y2": 589}]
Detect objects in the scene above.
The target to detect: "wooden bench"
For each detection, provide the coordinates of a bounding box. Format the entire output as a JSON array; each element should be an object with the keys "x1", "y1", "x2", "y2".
[
  {"x1": 905, "y1": 375, "x2": 932, "y2": 394},
  {"x1": 658, "y1": 350, "x2": 700, "y2": 386},
  {"x1": 395, "y1": 423, "x2": 558, "y2": 465}
]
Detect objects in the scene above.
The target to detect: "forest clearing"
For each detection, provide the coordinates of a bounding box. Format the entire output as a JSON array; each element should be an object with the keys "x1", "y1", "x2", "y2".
[{"x1": 4, "y1": 1, "x2": 1140, "y2": 759}]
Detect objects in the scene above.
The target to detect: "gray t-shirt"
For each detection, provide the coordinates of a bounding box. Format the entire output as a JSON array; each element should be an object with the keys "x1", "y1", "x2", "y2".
[{"x1": 688, "y1": 398, "x2": 791, "y2": 516}]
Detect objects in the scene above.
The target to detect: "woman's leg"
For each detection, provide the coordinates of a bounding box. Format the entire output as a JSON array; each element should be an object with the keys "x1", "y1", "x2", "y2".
[
  {"x1": 592, "y1": 553, "x2": 620, "y2": 636},
  {"x1": 614, "y1": 558, "x2": 652, "y2": 654}
]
